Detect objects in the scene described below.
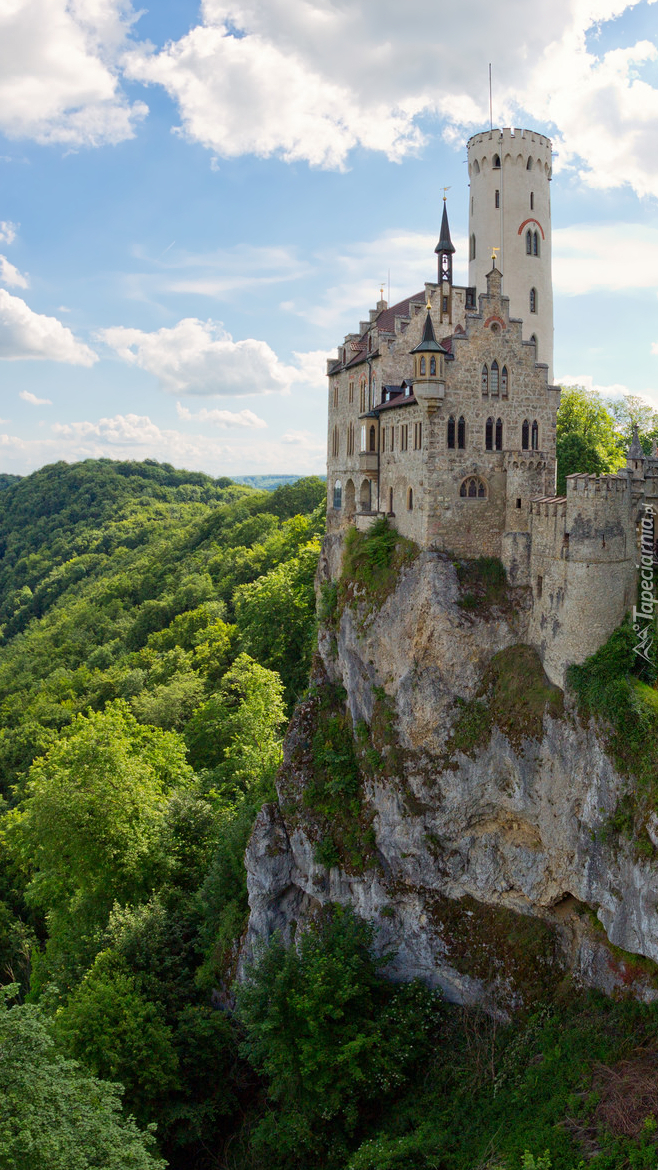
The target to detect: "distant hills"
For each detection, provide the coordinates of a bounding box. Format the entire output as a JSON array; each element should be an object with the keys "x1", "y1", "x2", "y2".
[{"x1": 0, "y1": 470, "x2": 324, "y2": 492}]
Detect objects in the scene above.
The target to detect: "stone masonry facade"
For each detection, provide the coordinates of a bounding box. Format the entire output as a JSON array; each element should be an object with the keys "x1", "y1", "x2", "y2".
[{"x1": 325, "y1": 134, "x2": 655, "y2": 685}]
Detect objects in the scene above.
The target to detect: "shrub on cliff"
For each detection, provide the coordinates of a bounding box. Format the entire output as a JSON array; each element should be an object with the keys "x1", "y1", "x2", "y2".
[{"x1": 236, "y1": 905, "x2": 442, "y2": 1169}]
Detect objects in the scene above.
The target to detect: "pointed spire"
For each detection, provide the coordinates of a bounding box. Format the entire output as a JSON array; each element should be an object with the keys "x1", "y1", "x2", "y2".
[
  {"x1": 627, "y1": 424, "x2": 645, "y2": 460},
  {"x1": 411, "y1": 308, "x2": 446, "y2": 354},
  {"x1": 435, "y1": 199, "x2": 455, "y2": 256}
]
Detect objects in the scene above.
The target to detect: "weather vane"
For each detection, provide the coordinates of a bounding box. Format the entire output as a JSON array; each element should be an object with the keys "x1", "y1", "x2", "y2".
[
  {"x1": 491, "y1": 246, "x2": 500, "y2": 266},
  {"x1": 442, "y1": 186, "x2": 451, "y2": 201}
]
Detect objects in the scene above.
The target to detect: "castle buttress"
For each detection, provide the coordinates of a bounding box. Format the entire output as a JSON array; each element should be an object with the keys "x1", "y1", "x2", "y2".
[{"x1": 326, "y1": 127, "x2": 646, "y2": 687}]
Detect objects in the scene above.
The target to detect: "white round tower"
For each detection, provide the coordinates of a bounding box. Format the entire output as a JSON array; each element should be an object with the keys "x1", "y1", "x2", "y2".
[{"x1": 467, "y1": 128, "x2": 553, "y2": 381}]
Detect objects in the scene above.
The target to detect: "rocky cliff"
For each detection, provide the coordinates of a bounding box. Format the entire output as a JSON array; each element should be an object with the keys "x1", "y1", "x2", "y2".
[{"x1": 240, "y1": 535, "x2": 658, "y2": 1012}]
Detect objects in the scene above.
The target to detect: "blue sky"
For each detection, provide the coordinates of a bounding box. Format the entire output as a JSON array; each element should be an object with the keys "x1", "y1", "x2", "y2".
[{"x1": 0, "y1": 0, "x2": 657, "y2": 477}]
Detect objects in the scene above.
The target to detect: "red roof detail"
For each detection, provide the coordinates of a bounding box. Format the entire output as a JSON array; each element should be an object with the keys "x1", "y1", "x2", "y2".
[{"x1": 517, "y1": 218, "x2": 545, "y2": 240}]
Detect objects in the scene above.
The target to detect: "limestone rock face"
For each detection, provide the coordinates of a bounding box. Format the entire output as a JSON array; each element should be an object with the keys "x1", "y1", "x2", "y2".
[{"x1": 240, "y1": 545, "x2": 658, "y2": 1008}]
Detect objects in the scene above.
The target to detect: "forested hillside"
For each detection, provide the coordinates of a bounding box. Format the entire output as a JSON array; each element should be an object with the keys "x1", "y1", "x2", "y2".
[
  {"x1": 0, "y1": 459, "x2": 326, "y2": 1168},
  {"x1": 4, "y1": 436, "x2": 658, "y2": 1170}
]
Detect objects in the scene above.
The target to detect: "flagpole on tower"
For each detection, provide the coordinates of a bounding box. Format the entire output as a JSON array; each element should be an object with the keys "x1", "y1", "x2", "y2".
[{"x1": 489, "y1": 63, "x2": 493, "y2": 131}]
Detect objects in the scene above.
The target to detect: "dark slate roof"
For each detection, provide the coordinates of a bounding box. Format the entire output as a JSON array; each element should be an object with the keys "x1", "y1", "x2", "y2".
[
  {"x1": 376, "y1": 392, "x2": 417, "y2": 412},
  {"x1": 435, "y1": 201, "x2": 455, "y2": 255},
  {"x1": 373, "y1": 291, "x2": 427, "y2": 334},
  {"x1": 411, "y1": 310, "x2": 447, "y2": 354}
]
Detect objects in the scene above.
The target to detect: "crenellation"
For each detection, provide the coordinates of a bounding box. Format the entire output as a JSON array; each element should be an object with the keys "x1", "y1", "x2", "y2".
[{"x1": 326, "y1": 127, "x2": 645, "y2": 687}]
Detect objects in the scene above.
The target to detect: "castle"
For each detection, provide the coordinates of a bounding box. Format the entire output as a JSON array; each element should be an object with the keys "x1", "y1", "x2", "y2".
[{"x1": 326, "y1": 127, "x2": 654, "y2": 687}]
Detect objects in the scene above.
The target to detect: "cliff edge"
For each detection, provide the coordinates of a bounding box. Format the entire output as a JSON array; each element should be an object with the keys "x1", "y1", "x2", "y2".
[{"x1": 240, "y1": 532, "x2": 658, "y2": 1012}]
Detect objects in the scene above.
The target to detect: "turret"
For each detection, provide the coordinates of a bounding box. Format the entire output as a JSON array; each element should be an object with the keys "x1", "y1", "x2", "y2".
[
  {"x1": 467, "y1": 128, "x2": 553, "y2": 380},
  {"x1": 435, "y1": 198, "x2": 455, "y2": 325},
  {"x1": 411, "y1": 303, "x2": 446, "y2": 414}
]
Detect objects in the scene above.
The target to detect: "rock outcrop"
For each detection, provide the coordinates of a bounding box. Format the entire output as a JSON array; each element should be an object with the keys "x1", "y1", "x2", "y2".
[{"x1": 240, "y1": 540, "x2": 658, "y2": 1010}]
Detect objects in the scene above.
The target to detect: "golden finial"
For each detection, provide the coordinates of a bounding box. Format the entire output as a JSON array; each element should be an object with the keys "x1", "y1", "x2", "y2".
[
  {"x1": 426, "y1": 294, "x2": 432, "y2": 311},
  {"x1": 380, "y1": 285, "x2": 384, "y2": 301},
  {"x1": 491, "y1": 246, "x2": 500, "y2": 266},
  {"x1": 442, "y1": 185, "x2": 451, "y2": 202}
]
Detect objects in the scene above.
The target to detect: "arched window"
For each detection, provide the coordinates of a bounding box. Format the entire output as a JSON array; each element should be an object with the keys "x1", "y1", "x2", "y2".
[
  {"x1": 522, "y1": 419, "x2": 530, "y2": 450},
  {"x1": 447, "y1": 416, "x2": 455, "y2": 449},
  {"x1": 470, "y1": 233, "x2": 476, "y2": 260},
  {"x1": 530, "y1": 287, "x2": 537, "y2": 313},
  {"x1": 420, "y1": 356, "x2": 426, "y2": 375},
  {"x1": 359, "y1": 379, "x2": 367, "y2": 412},
  {"x1": 526, "y1": 157, "x2": 533, "y2": 171},
  {"x1": 530, "y1": 334, "x2": 537, "y2": 351},
  {"x1": 389, "y1": 487, "x2": 394, "y2": 513},
  {"x1": 481, "y1": 364, "x2": 489, "y2": 395},
  {"x1": 526, "y1": 229, "x2": 532, "y2": 255},
  {"x1": 430, "y1": 356, "x2": 436, "y2": 376},
  {"x1": 407, "y1": 487, "x2": 413, "y2": 511},
  {"x1": 360, "y1": 479, "x2": 371, "y2": 511},
  {"x1": 333, "y1": 382, "x2": 339, "y2": 407},
  {"x1": 493, "y1": 153, "x2": 501, "y2": 169},
  {"x1": 332, "y1": 425, "x2": 339, "y2": 456},
  {"x1": 531, "y1": 420, "x2": 539, "y2": 450},
  {"x1": 348, "y1": 380, "x2": 354, "y2": 404},
  {"x1": 457, "y1": 416, "x2": 466, "y2": 449},
  {"x1": 491, "y1": 360, "x2": 499, "y2": 396},
  {"x1": 495, "y1": 417, "x2": 503, "y2": 450},
  {"x1": 533, "y1": 231, "x2": 540, "y2": 257},
  {"x1": 333, "y1": 480, "x2": 342, "y2": 509},
  {"x1": 501, "y1": 366, "x2": 509, "y2": 396},
  {"x1": 485, "y1": 417, "x2": 494, "y2": 450},
  {"x1": 460, "y1": 476, "x2": 487, "y2": 498},
  {"x1": 369, "y1": 425, "x2": 376, "y2": 452},
  {"x1": 473, "y1": 159, "x2": 480, "y2": 174}
]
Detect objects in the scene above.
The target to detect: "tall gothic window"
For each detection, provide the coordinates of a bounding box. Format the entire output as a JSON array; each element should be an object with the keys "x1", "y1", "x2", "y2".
[
  {"x1": 530, "y1": 287, "x2": 537, "y2": 313},
  {"x1": 531, "y1": 420, "x2": 539, "y2": 450},
  {"x1": 481, "y1": 364, "x2": 489, "y2": 395},
  {"x1": 332, "y1": 425, "x2": 339, "y2": 456},
  {"x1": 333, "y1": 480, "x2": 342, "y2": 508},
  {"x1": 533, "y1": 231, "x2": 540, "y2": 256},
  {"x1": 420, "y1": 356, "x2": 426, "y2": 375},
  {"x1": 526, "y1": 229, "x2": 533, "y2": 255},
  {"x1": 491, "y1": 360, "x2": 499, "y2": 396},
  {"x1": 485, "y1": 417, "x2": 493, "y2": 450},
  {"x1": 447, "y1": 416, "x2": 455, "y2": 449},
  {"x1": 522, "y1": 419, "x2": 530, "y2": 450},
  {"x1": 495, "y1": 418, "x2": 503, "y2": 451},
  {"x1": 457, "y1": 416, "x2": 466, "y2": 449},
  {"x1": 369, "y1": 425, "x2": 376, "y2": 452},
  {"x1": 501, "y1": 366, "x2": 509, "y2": 396},
  {"x1": 430, "y1": 356, "x2": 436, "y2": 376},
  {"x1": 493, "y1": 153, "x2": 501, "y2": 168}
]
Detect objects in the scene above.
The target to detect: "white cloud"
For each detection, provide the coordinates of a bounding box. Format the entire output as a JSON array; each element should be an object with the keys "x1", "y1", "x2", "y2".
[
  {"x1": 0, "y1": 222, "x2": 17, "y2": 245},
  {"x1": 175, "y1": 402, "x2": 267, "y2": 427},
  {"x1": 0, "y1": 289, "x2": 98, "y2": 364},
  {"x1": 0, "y1": 255, "x2": 29, "y2": 289},
  {"x1": 0, "y1": 0, "x2": 147, "y2": 147},
  {"x1": 121, "y1": 0, "x2": 658, "y2": 196},
  {"x1": 0, "y1": 411, "x2": 326, "y2": 476},
  {"x1": 20, "y1": 389, "x2": 52, "y2": 405},
  {"x1": 98, "y1": 316, "x2": 325, "y2": 396},
  {"x1": 553, "y1": 223, "x2": 658, "y2": 295}
]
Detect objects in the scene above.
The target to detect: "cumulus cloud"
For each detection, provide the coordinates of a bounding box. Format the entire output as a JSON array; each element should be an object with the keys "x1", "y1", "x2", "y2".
[
  {"x1": 98, "y1": 316, "x2": 325, "y2": 396},
  {"x1": 0, "y1": 256, "x2": 29, "y2": 289},
  {"x1": 175, "y1": 402, "x2": 267, "y2": 427},
  {"x1": 20, "y1": 390, "x2": 52, "y2": 404},
  {"x1": 121, "y1": 0, "x2": 658, "y2": 195},
  {"x1": 0, "y1": 222, "x2": 17, "y2": 245},
  {"x1": 0, "y1": 0, "x2": 147, "y2": 146},
  {"x1": 555, "y1": 373, "x2": 658, "y2": 411},
  {"x1": 126, "y1": 242, "x2": 310, "y2": 304},
  {"x1": 0, "y1": 290, "x2": 98, "y2": 364}
]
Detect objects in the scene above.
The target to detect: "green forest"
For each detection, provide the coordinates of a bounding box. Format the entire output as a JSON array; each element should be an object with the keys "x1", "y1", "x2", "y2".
[{"x1": 2, "y1": 387, "x2": 658, "y2": 1170}]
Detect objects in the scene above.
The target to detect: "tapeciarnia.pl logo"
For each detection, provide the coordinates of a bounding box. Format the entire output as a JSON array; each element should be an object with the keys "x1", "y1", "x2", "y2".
[{"x1": 633, "y1": 504, "x2": 656, "y2": 665}]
